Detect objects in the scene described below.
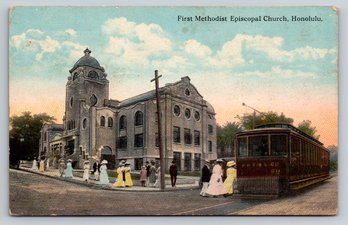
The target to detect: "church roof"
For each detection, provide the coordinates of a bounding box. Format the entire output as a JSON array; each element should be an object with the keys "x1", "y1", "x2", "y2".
[{"x1": 69, "y1": 48, "x2": 105, "y2": 73}]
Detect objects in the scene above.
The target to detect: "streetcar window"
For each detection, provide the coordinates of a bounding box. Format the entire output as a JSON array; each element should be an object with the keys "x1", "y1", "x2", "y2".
[
  {"x1": 290, "y1": 136, "x2": 300, "y2": 165},
  {"x1": 238, "y1": 138, "x2": 248, "y2": 156},
  {"x1": 271, "y1": 135, "x2": 287, "y2": 156},
  {"x1": 249, "y1": 135, "x2": 269, "y2": 156}
]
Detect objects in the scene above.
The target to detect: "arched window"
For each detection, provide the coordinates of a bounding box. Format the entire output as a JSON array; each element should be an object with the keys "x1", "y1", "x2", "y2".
[
  {"x1": 108, "y1": 117, "x2": 113, "y2": 127},
  {"x1": 100, "y1": 116, "x2": 105, "y2": 126},
  {"x1": 73, "y1": 72, "x2": 78, "y2": 81},
  {"x1": 101, "y1": 146, "x2": 112, "y2": 155},
  {"x1": 82, "y1": 118, "x2": 87, "y2": 129},
  {"x1": 70, "y1": 97, "x2": 73, "y2": 107},
  {"x1": 119, "y1": 115, "x2": 127, "y2": 130},
  {"x1": 134, "y1": 111, "x2": 144, "y2": 126}
]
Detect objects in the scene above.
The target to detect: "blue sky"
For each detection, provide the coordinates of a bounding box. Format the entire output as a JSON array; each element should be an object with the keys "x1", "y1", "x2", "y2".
[{"x1": 9, "y1": 6, "x2": 338, "y2": 146}]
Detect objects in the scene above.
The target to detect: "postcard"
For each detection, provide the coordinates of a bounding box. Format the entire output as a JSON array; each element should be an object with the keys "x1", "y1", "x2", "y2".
[{"x1": 9, "y1": 6, "x2": 338, "y2": 216}]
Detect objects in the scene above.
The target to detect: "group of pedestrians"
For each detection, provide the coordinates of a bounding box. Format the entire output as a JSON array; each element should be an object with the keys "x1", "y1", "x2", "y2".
[
  {"x1": 140, "y1": 160, "x2": 162, "y2": 187},
  {"x1": 31, "y1": 158, "x2": 47, "y2": 173},
  {"x1": 200, "y1": 159, "x2": 237, "y2": 197},
  {"x1": 113, "y1": 161, "x2": 133, "y2": 188},
  {"x1": 30, "y1": 157, "x2": 236, "y2": 194}
]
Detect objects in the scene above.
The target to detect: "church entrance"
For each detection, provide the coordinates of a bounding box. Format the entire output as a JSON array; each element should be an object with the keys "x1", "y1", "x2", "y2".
[{"x1": 100, "y1": 146, "x2": 115, "y2": 169}]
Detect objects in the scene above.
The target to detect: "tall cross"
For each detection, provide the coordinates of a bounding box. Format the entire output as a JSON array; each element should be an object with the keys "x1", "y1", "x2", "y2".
[{"x1": 151, "y1": 70, "x2": 165, "y2": 190}]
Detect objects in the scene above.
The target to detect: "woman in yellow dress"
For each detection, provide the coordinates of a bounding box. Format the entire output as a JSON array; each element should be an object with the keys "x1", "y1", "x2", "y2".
[
  {"x1": 113, "y1": 161, "x2": 125, "y2": 187},
  {"x1": 39, "y1": 159, "x2": 45, "y2": 172},
  {"x1": 223, "y1": 161, "x2": 237, "y2": 195},
  {"x1": 124, "y1": 162, "x2": 133, "y2": 187}
]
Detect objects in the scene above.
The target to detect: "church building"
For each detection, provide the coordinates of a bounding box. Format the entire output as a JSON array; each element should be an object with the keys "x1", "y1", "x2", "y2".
[{"x1": 39, "y1": 49, "x2": 217, "y2": 171}]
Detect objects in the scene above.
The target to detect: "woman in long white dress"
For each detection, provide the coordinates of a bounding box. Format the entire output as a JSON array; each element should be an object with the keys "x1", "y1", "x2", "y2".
[
  {"x1": 206, "y1": 159, "x2": 227, "y2": 197},
  {"x1": 65, "y1": 159, "x2": 73, "y2": 178},
  {"x1": 154, "y1": 166, "x2": 161, "y2": 188},
  {"x1": 31, "y1": 159, "x2": 38, "y2": 171},
  {"x1": 99, "y1": 160, "x2": 110, "y2": 185},
  {"x1": 83, "y1": 161, "x2": 90, "y2": 182}
]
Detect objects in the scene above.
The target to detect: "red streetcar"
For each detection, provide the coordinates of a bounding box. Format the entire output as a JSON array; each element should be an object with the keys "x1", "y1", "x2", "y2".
[{"x1": 235, "y1": 123, "x2": 330, "y2": 196}]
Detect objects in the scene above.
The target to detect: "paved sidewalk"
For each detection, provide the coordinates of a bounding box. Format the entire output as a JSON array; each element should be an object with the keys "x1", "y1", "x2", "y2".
[
  {"x1": 232, "y1": 174, "x2": 338, "y2": 215},
  {"x1": 18, "y1": 166, "x2": 200, "y2": 192}
]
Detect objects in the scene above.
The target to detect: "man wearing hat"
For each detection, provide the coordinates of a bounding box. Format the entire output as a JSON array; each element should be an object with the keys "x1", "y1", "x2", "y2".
[
  {"x1": 169, "y1": 160, "x2": 178, "y2": 187},
  {"x1": 223, "y1": 160, "x2": 237, "y2": 195},
  {"x1": 200, "y1": 160, "x2": 211, "y2": 197}
]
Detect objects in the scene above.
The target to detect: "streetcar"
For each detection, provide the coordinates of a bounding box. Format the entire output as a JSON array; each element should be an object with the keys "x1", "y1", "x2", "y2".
[{"x1": 235, "y1": 123, "x2": 330, "y2": 196}]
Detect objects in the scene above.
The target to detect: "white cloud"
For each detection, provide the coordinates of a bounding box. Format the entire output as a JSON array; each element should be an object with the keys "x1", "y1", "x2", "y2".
[
  {"x1": 187, "y1": 34, "x2": 336, "y2": 69},
  {"x1": 61, "y1": 41, "x2": 86, "y2": 61},
  {"x1": 182, "y1": 39, "x2": 212, "y2": 58},
  {"x1": 235, "y1": 66, "x2": 317, "y2": 79},
  {"x1": 10, "y1": 29, "x2": 61, "y2": 61},
  {"x1": 152, "y1": 55, "x2": 191, "y2": 69},
  {"x1": 64, "y1": 28, "x2": 77, "y2": 37},
  {"x1": 102, "y1": 17, "x2": 172, "y2": 65}
]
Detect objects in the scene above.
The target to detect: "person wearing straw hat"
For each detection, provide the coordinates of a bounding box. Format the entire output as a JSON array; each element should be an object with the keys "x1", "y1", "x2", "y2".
[
  {"x1": 205, "y1": 159, "x2": 227, "y2": 197},
  {"x1": 83, "y1": 160, "x2": 90, "y2": 182},
  {"x1": 65, "y1": 159, "x2": 73, "y2": 178},
  {"x1": 200, "y1": 160, "x2": 211, "y2": 197},
  {"x1": 113, "y1": 161, "x2": 125, "y2": 187},
  {"x1": 99, "y1": 160, "x2": 110, "y2": 185},
  {"x1": 124, "y1": 162, "x2": 133, "y2": 187},
  {"x1": 223, "y1": 160, "x2": 237, "y2": 195}
]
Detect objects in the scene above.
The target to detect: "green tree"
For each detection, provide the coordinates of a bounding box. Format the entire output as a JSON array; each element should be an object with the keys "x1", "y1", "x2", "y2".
[
  {"x1": 327, "y1": 145, "x2": 338, "y2": 171},
  {"x1": 9, "y1": 111, "x2": 56, "y2": 166},
  {"x1": 297, "y1": 120, "x2": 320, "y2": 140},
  {"x1": 217, "y1": 122, "x2": 242, "y2": 158},
  {"x1": 238, "y1": 111, "x2": 294, "y2": 130}
]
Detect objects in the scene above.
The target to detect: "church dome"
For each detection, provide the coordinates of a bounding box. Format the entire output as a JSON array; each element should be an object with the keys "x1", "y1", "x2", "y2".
[{"x1": 69, "y1": 48, "x2": 105, "y2": 73}]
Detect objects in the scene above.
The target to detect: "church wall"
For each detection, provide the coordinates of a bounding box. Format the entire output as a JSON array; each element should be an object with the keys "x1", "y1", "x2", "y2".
[
  {"x1": 94, "y1": 108, "x2": 117, "y2": 157},
  {"x1": 117, "y1": 103, "x2": 146, "y2": 168}
]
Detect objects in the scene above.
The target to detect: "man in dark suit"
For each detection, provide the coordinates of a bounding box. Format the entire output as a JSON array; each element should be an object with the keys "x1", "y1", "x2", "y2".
[
  {"x1": 200, "y1": 160, "x2": 211, "y2": 197},
  {"x1": 169, "y1": 160, "x2": 178, "y2": 187}
]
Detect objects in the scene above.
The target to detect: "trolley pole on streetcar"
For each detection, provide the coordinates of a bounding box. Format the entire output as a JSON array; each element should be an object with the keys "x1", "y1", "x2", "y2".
[
  {"x1": 151, "y1": 70, "x2": 165, "y2": 190},
  {"x1": 242, "y1": 102, "x2": 263, "y2": 129}
]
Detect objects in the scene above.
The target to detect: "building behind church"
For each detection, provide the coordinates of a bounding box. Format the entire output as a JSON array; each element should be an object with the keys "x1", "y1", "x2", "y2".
[{"x1": 39, "y1": 49, "x2": 217, "y2": 171}]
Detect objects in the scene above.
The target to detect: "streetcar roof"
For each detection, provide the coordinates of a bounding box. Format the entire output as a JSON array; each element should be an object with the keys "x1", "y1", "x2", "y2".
[{"x1": 237, "y1": 123, "x2": 324, "y2": 146}]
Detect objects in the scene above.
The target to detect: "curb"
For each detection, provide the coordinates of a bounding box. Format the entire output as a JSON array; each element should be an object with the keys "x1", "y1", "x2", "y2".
[{"x1": 14, "y1": 168, "x2": 200, "y2": 192}]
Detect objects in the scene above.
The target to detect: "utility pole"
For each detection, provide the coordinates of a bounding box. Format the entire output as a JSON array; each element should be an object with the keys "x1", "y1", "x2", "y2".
[{"x1": 151, "y1": 70, "x2": 165, "y2": 190}]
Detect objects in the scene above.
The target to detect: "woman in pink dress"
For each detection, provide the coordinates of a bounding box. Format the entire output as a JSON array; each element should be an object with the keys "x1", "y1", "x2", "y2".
[{"x1": 206, "y1": 159, "x2": 227, "y2": 197}]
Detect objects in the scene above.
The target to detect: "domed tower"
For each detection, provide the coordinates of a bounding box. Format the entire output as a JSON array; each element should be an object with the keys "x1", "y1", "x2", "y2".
[{"x1": 63, "y1": 48, "x2": 109, "y2": 163}]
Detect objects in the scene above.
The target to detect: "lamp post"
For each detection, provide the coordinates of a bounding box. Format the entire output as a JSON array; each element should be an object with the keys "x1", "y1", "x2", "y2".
[{"x1": 242, "y1": 102, "x2": 263, "y2": 129}]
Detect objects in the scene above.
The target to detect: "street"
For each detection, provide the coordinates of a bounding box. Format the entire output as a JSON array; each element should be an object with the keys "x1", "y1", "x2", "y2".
[
  {"x1": 9, "y1": 169, "x2": 337, "y2": 216},
  {"x1": 9, "y1": 169, "x2": 266, "y2": 216}
]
